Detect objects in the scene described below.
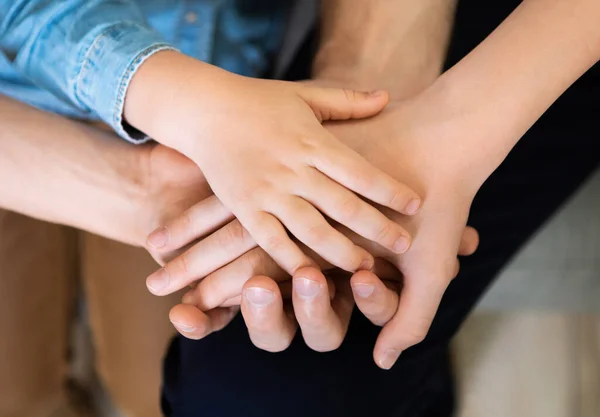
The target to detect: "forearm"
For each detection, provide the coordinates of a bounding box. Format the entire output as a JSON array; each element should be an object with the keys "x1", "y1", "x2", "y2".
[
  {"x1": 313, "y1": 0, "x2": 458, "y2": 99},
  {"x1": 0, "y1": 96, "x2": 149, "y2": 246},
  {"x1": 0, "y1": 0, "x2": 174, "y2": 142},
  {"x1": 428, "y1": 0, "x2": 600, "y2": 178}
]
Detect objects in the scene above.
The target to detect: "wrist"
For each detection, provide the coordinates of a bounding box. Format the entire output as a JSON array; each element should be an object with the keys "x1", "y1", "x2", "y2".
[
  {"x1": 313, "y1": 56, "x2": 441, "y2": 101},
  {"x1": 123, "y1": 50, "x2": 239, "y2": 154},
  {"x1": 314, "y1": 0, "x2": 456, "y2": 100}
]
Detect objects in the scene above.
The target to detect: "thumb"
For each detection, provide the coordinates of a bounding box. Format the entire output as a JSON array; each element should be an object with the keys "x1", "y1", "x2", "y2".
[{"x1": 298, "y1": 86, "x2": 390, "y2": 122}]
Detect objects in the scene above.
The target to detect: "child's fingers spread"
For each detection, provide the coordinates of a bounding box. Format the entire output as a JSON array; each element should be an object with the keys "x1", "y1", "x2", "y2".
[
  {"x1": 299, "y1": 86, "x2": 390, "y2": 121},
  {"x1": 270, "y1": 197, "x2": 374, "y2": 273},
  {"x1": 311, "y1": 135, "x2": 422, "y2": 215},
  {"x1": 147, "y1": 196, "x2": 233, "y2": 252},
  {"x1": 146, "y1": 219, "x2": 256, "y2": 296},
  {"x1": 241, "y1": 211, "x2": 315, "y2": 276},
  {"x1": 298, "y1": 171, "x2": 413, "y2": 254}
]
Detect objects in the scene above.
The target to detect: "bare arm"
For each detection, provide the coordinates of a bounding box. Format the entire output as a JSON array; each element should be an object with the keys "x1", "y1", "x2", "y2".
[
  {"x1": 313, "y1": 0, "x2": 458, "y2": 99},
  {"x1": 0, "y1": 95, "x2": 155, "y2": 246},
  {"x1": 421, "y1": 0, "x2": 600, "y2": 181}
]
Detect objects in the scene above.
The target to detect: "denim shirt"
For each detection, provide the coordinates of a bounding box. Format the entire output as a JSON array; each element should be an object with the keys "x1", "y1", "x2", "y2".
[{"x1": 0, "y1": 0, "x2": 288, "y2": 142}]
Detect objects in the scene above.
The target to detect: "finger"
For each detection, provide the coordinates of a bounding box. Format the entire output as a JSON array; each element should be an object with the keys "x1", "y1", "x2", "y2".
[
  {"x1": 458, "y1": 226, "x2": 479, "y2": 256},
  {"x1": 298, "y1": 87, "x2": 390, "y2": 121},
  {"x1": 373, "y1": 269, "x2": 450, "y2": 370},
  {"x1": 350, "y1": 270, "x2": 399, "y2": 326},
  {"x1": 241, "y1": 211, "x2": 316, "y2": 276},
  {"x1": 241, "y1": 276, "x2": 297, "y2": 352},
  {"x1": 292, "y1": 267, "x2": 354, "y2": 352},
  {"x1": 182, "y1": 246, "x2": 288, "y2": 310},
  {"x1": 205, "y1": 275, "x2": 336, "y2": 308},
  {"x1": 311, "y1": 135, "x2": 422, "y2": 216},
  {"x1": 168, "y1": 303, "x2": 239, "y2": 340},
  {"x1": 147, "y1": 196, "x2": 233, "y2": 252},
  {"x1": 181, "y1": 240, "x2": 333, "y2": 311},
  {"x1": 271, "y1": 197, "x2": 374, "y2": 272},
  {"x1": 279, "y1": 277, "x2": 336, "y2": 301},
  {"x1": 299, "y1": 171, "x2": 413, "y2": 254},
  {"x1": 146, "y1": 220, "x2": 256, "y2": 295}
]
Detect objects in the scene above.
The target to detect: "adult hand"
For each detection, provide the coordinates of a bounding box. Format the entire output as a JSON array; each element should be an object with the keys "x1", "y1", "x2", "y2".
[
  {"x1": 164, "y1": 89, "x2": 487, "y2": 368},
  {"x1": 136, "y1": 144, "x2": 240, "y2": 331}
]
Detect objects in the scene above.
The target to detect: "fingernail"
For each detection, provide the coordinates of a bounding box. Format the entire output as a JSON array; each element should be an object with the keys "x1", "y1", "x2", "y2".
[
  {"x1": 244, "y1": 287, "x2": 275, "y2": 308},
  {"x1": 369, "y1": 89, "x2": 386, "y2": 97},
  {"x1": 171, "y1": 321, "x2": 196, "y2": 333},
  {"x1": 393, "y1": 236, "x2": 411, "y2": 253},
  {"x1": 405, "y1": 198, "x2": 421, "y2": 215},
  {"x1": 294, "y1": 277, "x2": 321, "y2": 300},
  {"x1": 147, "y1": 268, "x2": 169, "y2": 294},
  {"x1": 378, "y1": 349, "x2": 401, "y2": 370},
  {"x1": 358, "y1": 258, "x2": 374, "y2": 271},
  {"x1": 147, "y1": 227, "x2": 169, "y2": 249},
  {"x1": 352, "y1": 283, "x2": 375, "y2": 298}
]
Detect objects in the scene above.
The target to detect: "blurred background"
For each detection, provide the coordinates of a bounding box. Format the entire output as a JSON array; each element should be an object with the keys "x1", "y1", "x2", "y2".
[
  {"x1": 3, "y1": 165, "x2": 599, "y2": 417},
  {"x1": 455, "y1": 167, "x2": 600, "y2": 417}
]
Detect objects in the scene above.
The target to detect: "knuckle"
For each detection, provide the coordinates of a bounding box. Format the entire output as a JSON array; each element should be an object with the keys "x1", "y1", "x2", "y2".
[
  {"x1": 263, "y1": 232, "x2": 287, "y2": 252},
  {"x1": 218, "y1": 221, "x2": 249, "y2": 248},
  {"x1": 404, "y1": 319, "x2": 432, "y2": 347},
  {"x1": 178, "y1": 210, "x2": 194, "y2": 235},
  {"x1": 375, "y1": 222, "x2": 397, "y2": 246},
  {"x1": 299, "y1": 134, "x2": 323, "y2": 155},
  {"x1": 197, "y1": 278, "x2": 226, "y2": 310},
  {"x1": 366, "y1": 304, "x2": 391, "y2": 326},
  {"x1": 305, "y1": 222, "x2": 330, "y2": 243},
  {"x1": 241, "y1": 248, "x2": 267, "y2": 275},
  {"x1": 342, "y1": 88, "x2": 357, "y2": 103},
  {"x1": 345, "y1": 167, "x2": 372, "y2": 190},
  {"x1": 231, "y1": 181, "x2": 270, "y2": 205},
  {"x1": 388, "y1": 188, "x2": 406, "y2": 209},
  {"x1": 336, "y1": 196, "x2": 361, "y2": 221},
  {"x1": 174, "y1": 252, "x2": 191, "y2": 277}
]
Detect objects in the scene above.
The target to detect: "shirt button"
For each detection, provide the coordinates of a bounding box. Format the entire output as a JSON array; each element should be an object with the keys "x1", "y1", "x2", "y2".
[{"x1": 185, "y1": 12, "x2": 198, "y2": 23}]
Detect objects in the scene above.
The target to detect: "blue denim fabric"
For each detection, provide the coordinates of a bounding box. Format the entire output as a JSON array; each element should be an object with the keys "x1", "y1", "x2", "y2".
[{"x1": 0, "y1": 0, "x2": 288, "y2": 142}]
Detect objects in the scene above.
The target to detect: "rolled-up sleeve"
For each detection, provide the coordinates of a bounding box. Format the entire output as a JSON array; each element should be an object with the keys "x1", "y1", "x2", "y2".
[{"x1": 0, "y1": 0, "x2": 177, "y2": 142}]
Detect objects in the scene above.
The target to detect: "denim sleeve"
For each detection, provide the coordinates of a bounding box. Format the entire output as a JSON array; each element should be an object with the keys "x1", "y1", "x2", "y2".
[{"x1": 0, "y1": 0, "x2": 177, "y2": 142}]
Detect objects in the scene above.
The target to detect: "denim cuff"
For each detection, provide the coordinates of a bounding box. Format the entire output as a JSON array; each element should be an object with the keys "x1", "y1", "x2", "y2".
[{"x1": 74, "y1": 22, "x2": 177, "y2": 143}]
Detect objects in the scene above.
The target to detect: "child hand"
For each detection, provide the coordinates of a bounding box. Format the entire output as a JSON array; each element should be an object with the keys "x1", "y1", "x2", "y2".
[{"x1": 126, "y1": 51, "x2": 421, "y2": 275}]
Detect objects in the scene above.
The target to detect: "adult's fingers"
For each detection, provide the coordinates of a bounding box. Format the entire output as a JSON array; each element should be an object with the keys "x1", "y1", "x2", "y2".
[
  {"x1": 147, "y1": 196, "x2": 234, "y2": 252},
  {"x1": 182, "y1": 246, "x2": 287, "y2": 310},
  {"x1": 146, "y1": 219, "x2": 256, "y2": 296},
  {"x1": 241, "y1": 275, "x2": 297, "y2": 352},
  {"x1": 350, "y1": 270, "x2": 400, "y2": 327},
  {"x1": 168, "y1": 303, "x2": 239, "y2": 340},
  {"x1": 292, "y1": 267, "x2": 354, "y2": 352}
]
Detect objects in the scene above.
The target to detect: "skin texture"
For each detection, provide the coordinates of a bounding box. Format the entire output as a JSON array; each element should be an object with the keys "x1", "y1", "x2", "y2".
[
  {"x1": 153, "y1": 0, "x2": 600, "y2": 370},
  {"x1": 125, "y1": 51, "x2": 422, "y2": 277},
  {"x1": 0, "y1": 94, "x2": 212, "y2": 260}
]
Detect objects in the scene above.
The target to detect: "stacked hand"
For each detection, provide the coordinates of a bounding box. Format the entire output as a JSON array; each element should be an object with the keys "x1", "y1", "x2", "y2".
[
  {"x1": 145, "y1": 85, "x2": 486, "y2": 369},
  {"x1": 127, "y1": 51, "x2": 422, "y2": 278}
]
